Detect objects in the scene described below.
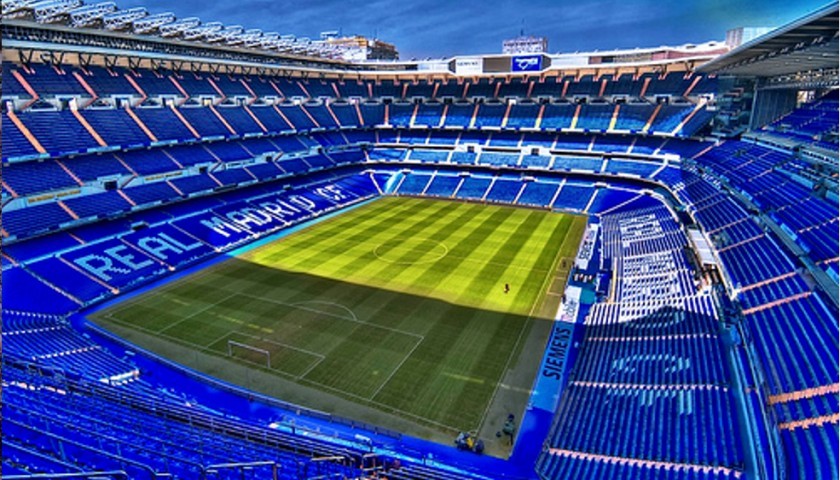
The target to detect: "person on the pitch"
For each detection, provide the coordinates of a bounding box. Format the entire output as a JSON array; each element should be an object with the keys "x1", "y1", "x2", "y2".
[{"x1": 504, "y1": 283, "x2": 510, "y2": 294}]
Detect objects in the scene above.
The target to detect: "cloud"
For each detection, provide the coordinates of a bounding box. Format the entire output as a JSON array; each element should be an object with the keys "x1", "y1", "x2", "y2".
[{"x1": 110, "y1": 0, "x2": 828, "y2": 58}]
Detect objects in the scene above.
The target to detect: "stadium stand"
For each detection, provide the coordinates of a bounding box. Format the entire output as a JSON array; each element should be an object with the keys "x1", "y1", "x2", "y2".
[{"x1": 1, "y1": 3, "x2": 837, "y2": 479}]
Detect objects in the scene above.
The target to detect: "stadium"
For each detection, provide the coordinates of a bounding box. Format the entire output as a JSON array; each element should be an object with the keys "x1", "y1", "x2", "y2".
[{"x1": 0, "y1": 0, "x2": 837, "y2": 478}]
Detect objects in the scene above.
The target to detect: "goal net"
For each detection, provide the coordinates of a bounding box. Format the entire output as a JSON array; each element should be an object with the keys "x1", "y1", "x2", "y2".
[{"x1": 227, "y1": 340, "x2": 271, "y2": 368}]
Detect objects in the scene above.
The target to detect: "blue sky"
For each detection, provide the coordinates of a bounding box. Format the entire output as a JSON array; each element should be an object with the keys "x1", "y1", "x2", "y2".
[{"x1": 115, "y1": 0, "x2": 831, "y2": 58}]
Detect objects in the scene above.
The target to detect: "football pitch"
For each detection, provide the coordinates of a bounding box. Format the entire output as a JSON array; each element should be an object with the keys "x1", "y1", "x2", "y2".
[{"x1": 92, "y1": 196, "x2": 586, "y2": 443}]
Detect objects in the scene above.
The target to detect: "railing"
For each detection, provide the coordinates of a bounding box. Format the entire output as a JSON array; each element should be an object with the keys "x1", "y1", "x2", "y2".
[
  {"x1": 3, "y1": 472, "x2": 130, "y2": 480},
  {"x1": 203, "y1": 461, "x2": 279, "y2": 480},
  {"x1": 3, "y1": 358, "x2": 372, "y2": 468}
]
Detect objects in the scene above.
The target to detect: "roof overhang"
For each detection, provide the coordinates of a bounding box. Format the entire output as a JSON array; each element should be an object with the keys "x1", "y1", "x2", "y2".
[{"x1": 698, "y1": 3, "x2": 838, "y2": 77}]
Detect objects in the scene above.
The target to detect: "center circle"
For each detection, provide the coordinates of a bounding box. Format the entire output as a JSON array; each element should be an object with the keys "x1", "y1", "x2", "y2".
[{"x1": 372, "y1": 238, "x2": 449, "y2": 265}]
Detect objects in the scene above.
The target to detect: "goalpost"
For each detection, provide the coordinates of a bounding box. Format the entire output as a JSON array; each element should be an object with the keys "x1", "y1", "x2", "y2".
[{"x1": 227, "y1": 340, "x2": 271, "y2": 369}]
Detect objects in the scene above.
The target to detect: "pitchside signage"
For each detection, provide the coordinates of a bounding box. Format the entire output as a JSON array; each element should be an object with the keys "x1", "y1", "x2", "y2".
[{"x1": 511, "y1": 55, "x2": 543, "y2": 72}]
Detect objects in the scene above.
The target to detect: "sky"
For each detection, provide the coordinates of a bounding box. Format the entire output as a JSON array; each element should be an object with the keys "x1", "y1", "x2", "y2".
[{"x1": 113, "y1": 0, "x2": 831, "y2": 59}]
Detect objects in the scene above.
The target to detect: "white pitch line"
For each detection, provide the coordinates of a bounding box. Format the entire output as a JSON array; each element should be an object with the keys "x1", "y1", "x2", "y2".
[
  {"x1": 372, "y1": 239, "x2": 449, "y2": 265},
  {"x1": 157, "y1": 292, "x2": 239, "y2": 335},
  {"x1": 368, "y1": 335, "x2": 425, "y2": 401},
  {"x1": 237, "y1": 293, "x2": 424, "y2": 340},
  {"x1": 229, "y1": 331, "x2": 326, "y2": 360},
  {"x1": 297, "y1": 373, "x2": 463, "y2": 433},
  {"x1": 203, "y1": 330, "x2": 239, "y2": 349},
  {"x1": 290, "y1": 300, "x2": 358, "y2": 322},
  {"x1": 296, "y1": 355, "x2": 327, "y2": 380},
  {"x1": 228, "y1": 331, "x2": 326, "y2": 379},
  {"x1": 475, "y1": 225, "x2": 573, "y2": 433}
]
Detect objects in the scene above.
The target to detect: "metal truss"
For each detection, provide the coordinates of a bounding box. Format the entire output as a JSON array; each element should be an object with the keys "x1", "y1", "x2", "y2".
[
  {"x1": 132, "y1": 11, "x2": 175, "y2": 34},
  {"x1": 69, "y1": 2, "x2": 116, "y2": 28},
  {"x1": 101, "y1": 6, "x2": 147, "y2": 30},
  {"x1": 158, "y1": 17, "x2": 200, "y2": 38}
]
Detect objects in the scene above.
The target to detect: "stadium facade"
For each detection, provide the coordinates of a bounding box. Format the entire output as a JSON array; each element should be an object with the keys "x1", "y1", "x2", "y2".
[{"x1": 1, "y1": 1, "x2": 838, "y2": 479}]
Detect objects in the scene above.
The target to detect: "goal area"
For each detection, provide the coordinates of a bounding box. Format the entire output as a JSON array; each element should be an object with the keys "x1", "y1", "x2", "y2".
[{"x1": 227, "y1": 340, "x2": 271, "y2": 368}]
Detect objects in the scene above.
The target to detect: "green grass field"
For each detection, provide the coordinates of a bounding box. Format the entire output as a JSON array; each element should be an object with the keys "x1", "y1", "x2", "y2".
[{"x1": 92, "y1": 197, "x2": 586, "y2": 436}]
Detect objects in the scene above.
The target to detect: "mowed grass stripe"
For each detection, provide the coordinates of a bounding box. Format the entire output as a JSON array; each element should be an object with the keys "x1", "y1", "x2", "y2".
[
  {"x1": 266, "y1": 204, "x2": 496, "y2": 340},
  {"x1": 262, "y1": 201, "x2": 482, "y2": 316},
  {"x1": 262, "y1": 201, "x2": 420, "y2": 263},
  {"x1": 207, "y1": 198, "x2": 438, "y2": 299},
  {"x1": 354, "y1": 206, "x2": 510, "y2": 333},
  {"x1": 259, "y1": 198, "x2": 453, "y2": 271},
  {"x1": 372, "y1": 206, "x2": 516, "y2": 318},
  {"x1": 247, "y1": 201, "x2": 526, "y2": 421},
  {"x1": 91, "y1": 197, "x2": 587, "y2": 434},
  {"x1": 256, "y1": 200, "x2": 450, "y2": 282},
  {"x1": 380, "y1": 210, "x2": 555, "y2": 426},
  {"x1": 302, "y1": 200, "x2": 469, "y2": 281},
  {"x1": 448, "y1": 209, "x2": 550, "y2": 311},
  {"x1": 326, "y1": 205, "x2": 520, "y2": 341},
  {"x1": 248, "y1": 196, "x2": 418, "y2": 264},
  {"x1": 352, "y1": 204, "x2": 516, "y2": 306},
  {"x1": 369, "y1": 207, "x2": 536, "y2": 424},
  {"x1": 374, "y1": 306, "x2": 509, "y2": 428}
]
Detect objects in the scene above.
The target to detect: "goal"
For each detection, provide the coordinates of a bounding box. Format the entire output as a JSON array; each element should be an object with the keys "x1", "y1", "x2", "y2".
[{"x1": 227, "y1": 340, "x2": 271, "y2": 368}]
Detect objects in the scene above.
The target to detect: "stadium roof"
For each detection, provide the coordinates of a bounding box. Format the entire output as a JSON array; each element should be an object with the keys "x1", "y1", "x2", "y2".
[{"x1": 698, "y1": 2, "x2": 838, "y2": 77}]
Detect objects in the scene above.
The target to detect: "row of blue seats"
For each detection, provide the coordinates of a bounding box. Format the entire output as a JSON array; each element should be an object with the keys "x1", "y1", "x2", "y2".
[
  {"x1": 709, "y1": 218, "x2": 764, "y2": 250},
  {"x1": 572, "y1": 334, "x2": 730, "y2": 386},
  {"x1": 548, "y1": 383, "x2": 743, "y2": 467},
  {"x1": 394, "y1": 171, "x2": 649, "y2": 215},
  {"x1": 3, "y1": 62, "x2": 717, "y2": 100},
  {"x1": 389, "y1": 166, "x2": 667, "y2": 219},
  {"x1": 373, "y1": 147, "x2": 665, "y2": 179},
  {"x1": 659, "y1": 171, "x2": 812, "y2": 295},
  {"x1": 765, "y1": 91, "x2": 839, "y2": 145},
  {"x1": 737, "y1": 274, "x2": 809, "y2": 310},
  {"x1": 773, "y1": 393, "x2": 840, "y2": 424},
  {"x1": 779, "y1": 423, "x2": 840, "y2": 480},
  {"x1": 2, "y1": 148, "x2": 367, "y2": 239},
  {"x1": 599, "y1": 206, "x2": 686, "y2": 261},
  {"x1": 3, "y1": 324, "x2": 137, "y2": 381},
  {"x1": 614, "y1": 258, "x2": 697, "y2": 302},
  {"x1": 693, "y1": 141, "x2": 839, "y2": 268},
  {"x1": 584, "y1": 297, "x2": 720, "y2": 336},
  {"x1": 537, "y1": 453, "x2": 741, "y2": 480},
  {"x1": 676, "y1": 147, "x2": 840, "y2": 480},
  {"x1": 385, "y1": 101, "x2": 702, "y2": 135},
  {"x1": 692, "y1": 197, "x2": 750, "y2": 233},
  {"x1": 773, "y1": 197, "x2": 838, "y2": 232},
  {"x1": 544, "y1": 202, "x2": 743, "y2": 472},
  {"x1": 4, "y1": 105, "x2": 714, "y2": 164},
  {"x1": 6, "y1": 173, "x2": 381, "y2": 314},
  {"x1": 718, "y1": 237, "x2": 797, "y2": 289},
  {"x1": 743, "y1": 294, "x2": 839, "y2": 396},
  {"x1": 2, "y1": 365, "x2": 365, "y2": 480},
  {"x1": 6, "y1": 105, "x2": 334, "y2": 157}
]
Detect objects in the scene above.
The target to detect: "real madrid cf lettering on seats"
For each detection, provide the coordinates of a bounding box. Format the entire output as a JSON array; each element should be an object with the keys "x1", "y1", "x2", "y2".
[{"x1": 1, "y1": 1, "x2": 838, "y2": 479}]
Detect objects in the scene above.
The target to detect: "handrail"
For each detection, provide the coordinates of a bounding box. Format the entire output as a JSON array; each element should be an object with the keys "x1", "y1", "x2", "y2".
[
  {"x1": 202, "y1": 461, "x2": 279, "y2": 480},
  {"x1": 3, "y1": 472, "x2": 130, "y2": 480},
  {"x1": 3, "y1": 418, "x2": 158, "y2": 480},
  {"x1": 3, "y1": 359, "x2": 369, "y2": 462}
]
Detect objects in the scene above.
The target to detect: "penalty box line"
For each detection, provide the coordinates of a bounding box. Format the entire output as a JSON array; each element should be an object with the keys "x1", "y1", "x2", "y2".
[
  {"x1": 105, "y1": 291, "x2": 239, "y2": 336},
  {"x1": 155, "y1": 293, "x2": 241, "y2": 335},
  {"x1": 226, "y1": 331, "x2": 327, "y2": 380},
  {"x1": 296, "y1": 368, "x2": 463, "y2": 434},
  {"x1": 367, "y1": 333, "x2": 425, "y2": 401},
  {"x1": 236, "y1": 293, "x2": 428, "y2": 405},
  {"x1": 236, "y1": 292, "x2": 425, "y2": 341}
]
